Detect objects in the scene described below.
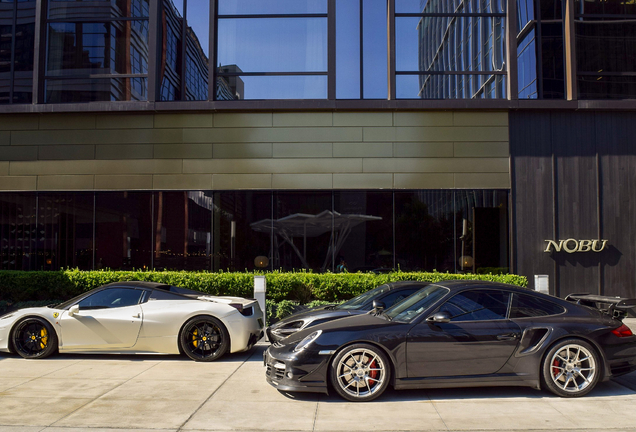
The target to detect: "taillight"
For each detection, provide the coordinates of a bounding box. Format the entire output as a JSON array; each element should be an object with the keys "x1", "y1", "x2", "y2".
[
  {"x1": 611, "y1": 324, "x2": 634, "y2": 338},
  {"x1": 229, "y1": 303, "x2": 253, "y2": 316}
]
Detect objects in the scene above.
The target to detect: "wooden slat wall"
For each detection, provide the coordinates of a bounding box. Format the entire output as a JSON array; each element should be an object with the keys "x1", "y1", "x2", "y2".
[{"x1": 511, "y1": 110, "x2": 636, "y2": 298}]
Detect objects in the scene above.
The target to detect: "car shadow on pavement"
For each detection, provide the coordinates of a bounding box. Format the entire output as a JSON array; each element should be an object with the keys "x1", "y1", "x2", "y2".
[
  {"x1": 277, "y1": 374, "x2": 636, "y2": 403},
  {"x1": 0, "y1": 344, "x2": 263, "y2": 363}
]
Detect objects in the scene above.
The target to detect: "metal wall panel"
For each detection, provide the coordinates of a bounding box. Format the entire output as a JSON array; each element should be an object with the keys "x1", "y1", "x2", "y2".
[{"x1": 511, "y1": 110, "x2": 636, "y2": 298}]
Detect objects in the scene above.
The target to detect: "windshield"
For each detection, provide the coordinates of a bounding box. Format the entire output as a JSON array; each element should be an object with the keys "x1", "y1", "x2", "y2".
[
  {"x1": 385, "y1": 285, "x2": 449, "y2": 322},
  {"x1": 336, "y1": 284, "x2": 392, "y2": 310}
]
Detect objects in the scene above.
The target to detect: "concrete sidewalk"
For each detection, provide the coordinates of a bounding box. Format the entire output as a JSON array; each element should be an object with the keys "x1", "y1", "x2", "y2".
[
  {"x1": 0, "y1": 318, "x2": 635, "y2": 432},
  {"x1": 1, "y1": 341, "x2": 636, "y2": 432}
]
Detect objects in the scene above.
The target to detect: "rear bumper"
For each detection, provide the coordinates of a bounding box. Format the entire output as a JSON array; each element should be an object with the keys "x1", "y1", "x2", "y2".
[{"x1": 604, "y1": 339, "x2": 636, "y2": 378}]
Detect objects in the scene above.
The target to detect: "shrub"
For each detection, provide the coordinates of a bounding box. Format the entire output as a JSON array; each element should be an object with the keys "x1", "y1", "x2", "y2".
[{"x1": 0, "y1": 269, "x2": 528, "y2": 320}]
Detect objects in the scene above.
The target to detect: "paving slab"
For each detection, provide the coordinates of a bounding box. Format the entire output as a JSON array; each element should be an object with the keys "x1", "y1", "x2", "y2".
[
  {"x1": 1, "y1": 377, "x2": 125, "y2": 399},
  {"x1": 52, "y1": 398, "x2": 200, "y2": 430},
  {"x1": 0, "y1": 396, "x2": 93, "y2": 427}
]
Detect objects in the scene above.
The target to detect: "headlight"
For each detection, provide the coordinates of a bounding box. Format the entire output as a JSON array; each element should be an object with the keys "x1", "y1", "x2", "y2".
[{"x1": 293, "y1": 330, "x2": 322, "y2": 352}]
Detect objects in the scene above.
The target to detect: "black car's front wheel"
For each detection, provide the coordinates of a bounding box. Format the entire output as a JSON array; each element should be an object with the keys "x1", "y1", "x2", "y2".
[
  {"x1": 180, "y1": 316, "x2": 229, "y2": 362},
  {"x1": 542, "y1": 338, "x2": 600, "y2": 397},
  {"x1": 330, "y1": 343, "x2": 390, "y2": 402},
  {"x1": 12, "y1": 317, "x2": 57, "y2": 359}
]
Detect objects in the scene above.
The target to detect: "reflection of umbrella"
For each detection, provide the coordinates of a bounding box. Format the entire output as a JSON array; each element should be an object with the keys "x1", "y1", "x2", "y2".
[{"x1": 250, "y1": 210, "x2": 382, "y2": 270}]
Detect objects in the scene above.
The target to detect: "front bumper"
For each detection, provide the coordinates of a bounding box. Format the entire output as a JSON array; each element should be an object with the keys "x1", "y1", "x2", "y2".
[{"x1": 263, "y1": 345, "x2": 330, "y2": 394}]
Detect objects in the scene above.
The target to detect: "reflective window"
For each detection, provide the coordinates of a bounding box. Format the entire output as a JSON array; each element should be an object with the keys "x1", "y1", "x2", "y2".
[
  {"x1": 45, "y1": 0, "x2": 149, "y2": 102},
  {"x1": 395, "y1": 1, "x2": 507, "y2": 99},
  {"x1": 215, "y1": 191, "x2": 272, "y2": 271},
  {"x1": 439, "y1": 289, "x2": 510, "y2": 321},
  {"x1": 509, "y1": 292, "x2": 565, "y2": 318},
  {"x1": 78, "y1": 288, "x2": 143, "y2": 309},
  {"x1": 395, "y1": 191, "x2": 454, "y2": 272},
  {"x1": 378, "y1": 287, "x2": 420, "y2": 308},
  {"x1": 271, "y1": 192, "x2": 332, "y2": 271},
  {"x1": 0, "y1": 193, "x2": 37, "y2": 270},
  {"x1": 95, "y1": 192, "x2": 153, "y2": 270},
  {"x1": 153, "y1": 192, "x2": 213, "y2": 271},
  {"x1": 333, "y1": 191, "x2": 393, "y2": 272},
  {"x1": 216, "y1": 0, "x2": 328, "y2": 100},
  {"x1": 455, "y1": 190, "x2": 509, "y2": 274},
  {"x1": 0, "y1": 0, "x2": 35, "y2": 104}
]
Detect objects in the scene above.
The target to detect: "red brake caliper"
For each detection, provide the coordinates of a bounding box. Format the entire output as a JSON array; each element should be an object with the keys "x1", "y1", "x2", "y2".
[
  {"x1": 369, "y1": 360, "x2": 378, "y2": 387},
  {"x1": 552, "y1": 359, "x2": 560, "y2": 377}
]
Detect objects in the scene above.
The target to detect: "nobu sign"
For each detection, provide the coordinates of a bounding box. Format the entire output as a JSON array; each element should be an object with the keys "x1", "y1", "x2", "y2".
[{"x1": 544, "y1": 239, "x2": 608, "y2": 253}]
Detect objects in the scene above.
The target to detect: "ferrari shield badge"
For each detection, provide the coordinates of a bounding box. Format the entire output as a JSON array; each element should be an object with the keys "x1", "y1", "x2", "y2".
[{"x1": 53, "y1": 312, "x2": 59, "y2": 318}]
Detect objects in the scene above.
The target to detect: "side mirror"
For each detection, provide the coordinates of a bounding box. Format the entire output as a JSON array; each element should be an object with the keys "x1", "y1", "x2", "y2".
[
  {"x1": 68, "y1": 304, "x2": 80, "y2": 317},
  {"x1": 426, "y1": 311, "x2": 451, "y2": 324},
  {"x1": 372, "y1": 300, "x2": 386, "y2": 311}
]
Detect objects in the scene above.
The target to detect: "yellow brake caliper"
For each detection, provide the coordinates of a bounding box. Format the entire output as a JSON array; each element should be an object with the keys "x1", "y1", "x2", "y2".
[
  {"x1": 40, "y1": 327, "x2": 48, "y2": 349},
  {"x1": 192, "y1": 328, "x2": 198, "y2": 348}
]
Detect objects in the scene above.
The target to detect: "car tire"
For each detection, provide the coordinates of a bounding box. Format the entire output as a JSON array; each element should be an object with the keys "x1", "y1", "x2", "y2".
[
  {"x1": 330, "y1": 343, "x2": 390, "y2": 402},
  {"x1": 11, "y1": 317, "x2": 57, "y2": 359},
  {"x1": 180, "y1": 315, "x2": 229, "y2": 362},
  {"x1": 542, "y1": 338, "x2": 601, "y2": 398}
]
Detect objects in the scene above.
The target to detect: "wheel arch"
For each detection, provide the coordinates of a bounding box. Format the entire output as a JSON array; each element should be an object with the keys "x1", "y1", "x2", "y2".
[
  {"x1": 177, "y1": 313, "x2": 231, "y2": 354},
  {"x1": 326, "y1": 340, "x2": 397, "y2": 390},
  {"x1": 539, "y1": 334, "x2": 608, "y2": 386},
  {"x1": 9, "y1": 314, "x2": 60, "y2": 356}
]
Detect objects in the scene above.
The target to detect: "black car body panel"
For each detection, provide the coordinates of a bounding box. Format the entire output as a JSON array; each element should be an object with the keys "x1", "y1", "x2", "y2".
[
  {"x1": 265, "y1": 281, "x2": 427, "y2": 343},
  {"x1": 264, "y1": 280, "x2": 636, "y2": 398}
]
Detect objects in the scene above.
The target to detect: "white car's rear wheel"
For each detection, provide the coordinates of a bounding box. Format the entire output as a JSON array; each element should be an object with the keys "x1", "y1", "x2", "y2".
[
  {"x1": 180, "y1": 316, "x2": 229, "y2": 362},
  {"x1": 12, "y1": 318, "x2": 57, "y2": 359}
]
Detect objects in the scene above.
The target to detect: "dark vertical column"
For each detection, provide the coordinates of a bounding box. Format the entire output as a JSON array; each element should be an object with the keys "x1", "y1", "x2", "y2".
[
  {"x1": 33, "y1": 0, "x2": 47, "y2": 104},
  {"x1": 535, "y1": 0, "x2": 543, "y2": 98},
  {"x1": 180, "y1": 0, "x2": 188, "y2": 99},
  {"x1": 148, "y1": 0, "x2": 160, "y2": 102},
  {"x1": 209, "y1": 0, "x2": 217, "y2": 101},
  {"x1": 564, "y1": 0, "x2": 577, "y2": 100},
  {"x1": 328, "y1": 0, "x2": 336, "y2": 100},
  {"x1": 387, "y1": 0, "x2": 396, "y2": 100},
  {"x1": 506, "y1": 0, "x2": 518, "y2": 99}
]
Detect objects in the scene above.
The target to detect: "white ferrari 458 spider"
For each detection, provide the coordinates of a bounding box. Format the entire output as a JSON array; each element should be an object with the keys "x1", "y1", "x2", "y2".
[{"x1": 0, "y1": 281, "x2": 264, "y2": 361}]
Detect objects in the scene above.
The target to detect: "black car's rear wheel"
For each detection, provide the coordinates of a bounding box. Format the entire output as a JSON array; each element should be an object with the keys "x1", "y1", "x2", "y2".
[
  {"x1": 12, "y1": 318, "x2": 57, "y2": 359},
  {"x1": 330, "y1": 343, "x2": 390, "y2": 402},
  {"x1": 180, "y1": 316, "x2": 229, "y2": 362},
  {"x1": 542, "y1": 339, "x2": 600, "y2": 397}
]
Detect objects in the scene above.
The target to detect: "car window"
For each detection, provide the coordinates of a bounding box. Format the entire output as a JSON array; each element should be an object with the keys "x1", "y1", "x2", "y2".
[
  {"x1": 336, "y1": 284, "x2": 392, "y2": 310},
  {"x1": 386, "y1": 285, "x2": 449, "y2": 322},
  {"x1": 149, "y1": 289, "x2": 194, "y2": 301},
  {"x1": 78, "y1": 288, "x2": 143, "y2": 310},
  {"x1": 378, "y1": 288, "x2": 419, "y2": 308},
  {"x1": 439, "y1": 290, "x2": 510, "y2": 322},
  {"x1": 509, "y1": 293, "x2": 565, "y2": 318}
]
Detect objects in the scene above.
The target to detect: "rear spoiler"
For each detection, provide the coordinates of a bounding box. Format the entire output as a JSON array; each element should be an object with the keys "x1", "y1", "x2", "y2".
[{"x1": 565, "y1": 294, "x2": 636, "y2": 320}]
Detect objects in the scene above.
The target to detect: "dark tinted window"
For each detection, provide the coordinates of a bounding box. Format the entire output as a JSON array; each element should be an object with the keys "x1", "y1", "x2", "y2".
[
  {"x1": 439, "y1": 290, "x2": 510, "y2": 321},
  {"x1": 378, "y1": 288, "x2": 420, "y2": 308},
  {"x1": 510, "y1": 293, "x2": 565, "y2": 318},
  {"x1": 78, "y1": 288, "x2": 143, "y2": 309}
]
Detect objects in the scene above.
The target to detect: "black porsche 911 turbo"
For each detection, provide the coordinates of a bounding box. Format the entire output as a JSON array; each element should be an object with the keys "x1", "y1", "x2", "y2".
[
  {"x1": 264, "y1": 280, "x2": 636, "y2": 402},
  {"x1": 266, "y1": 281, "x2": 426, "y2": 343}
]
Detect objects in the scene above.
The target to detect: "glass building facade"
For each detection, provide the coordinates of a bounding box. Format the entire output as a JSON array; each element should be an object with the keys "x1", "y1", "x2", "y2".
[
  {"x1": 0, "y1": 190, "x2": 509, "y2": 273},
  {"x1": 1, "y1": 0, "x2": 634, "y2": 104}
]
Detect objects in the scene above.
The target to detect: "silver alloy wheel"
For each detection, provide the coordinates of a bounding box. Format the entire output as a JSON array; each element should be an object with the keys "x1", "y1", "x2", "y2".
[
  {"x1": 335, "y1": 348, "x2": 386, "y2": 399},
  {"x1": 549, "y1": 343, "x2": 597, "y2": 393}
]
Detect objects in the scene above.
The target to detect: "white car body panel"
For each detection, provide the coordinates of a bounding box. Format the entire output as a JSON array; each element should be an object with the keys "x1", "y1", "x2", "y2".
[{"x1": 0, "y1": 284, "x2": 264, "y2": 358}]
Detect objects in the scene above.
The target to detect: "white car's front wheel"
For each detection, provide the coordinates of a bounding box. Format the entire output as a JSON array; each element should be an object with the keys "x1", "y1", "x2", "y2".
[
  {"x1": 180, "y1": 316, "x2": 229, "y2": 362},
  {"x1": 12, "y1": 317, "x2": 57, "y2": 359}
]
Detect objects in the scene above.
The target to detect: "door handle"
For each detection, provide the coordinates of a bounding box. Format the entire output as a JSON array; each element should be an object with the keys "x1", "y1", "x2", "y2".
[
  {"x1": 497, "y1": 333, "x2": 519, "y2": 341},
  {"x1": 132, "y1": 313, "x2": 141, "y2": 318}
]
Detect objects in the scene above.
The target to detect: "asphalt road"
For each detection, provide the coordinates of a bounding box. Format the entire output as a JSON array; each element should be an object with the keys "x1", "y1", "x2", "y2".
[{"x1": 0, "y1": 319, "x2": 634, "y2": 432}]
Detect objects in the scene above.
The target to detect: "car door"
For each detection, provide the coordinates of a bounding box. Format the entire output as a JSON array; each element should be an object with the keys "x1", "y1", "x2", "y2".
[
  {"x1": 406, "y1": 289, "x2": 521, "y2": 378},
  {"x1": 58, "y1": 287, "x2": 145, "y2": 351}
]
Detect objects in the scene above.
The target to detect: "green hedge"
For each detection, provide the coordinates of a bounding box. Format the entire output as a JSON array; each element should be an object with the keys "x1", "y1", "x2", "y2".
[{"x1": 0, "y1": 269, "x2": 527, "y2": 305}]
